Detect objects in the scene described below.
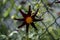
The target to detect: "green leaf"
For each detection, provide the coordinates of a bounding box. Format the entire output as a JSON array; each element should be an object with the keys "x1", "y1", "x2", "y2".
[
  {"x1": 3, "y1": 8, "x2": 10, "y2": 18},
  {"x1": 0, "y1": 23, "x2": 8, "y2": 36}
]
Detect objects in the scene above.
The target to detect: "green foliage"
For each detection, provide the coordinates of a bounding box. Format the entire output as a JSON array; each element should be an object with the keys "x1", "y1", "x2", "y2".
[{"x1": 0, "y1": 23, "x2": 8, "y2": 35}]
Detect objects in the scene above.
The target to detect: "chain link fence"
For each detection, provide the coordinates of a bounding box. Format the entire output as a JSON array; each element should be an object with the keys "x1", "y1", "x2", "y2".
[
  {"x1": 35, "y1": 0, "x2": 60, "y2": 40},
  {"x1": 0, "y1": 0, "x2": 60, "y2": 40}
]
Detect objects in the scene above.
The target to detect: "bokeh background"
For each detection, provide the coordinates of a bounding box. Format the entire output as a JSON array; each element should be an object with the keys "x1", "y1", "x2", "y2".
[{"x1": 0, "y1": 0, "x2": 60, "y2": 40}]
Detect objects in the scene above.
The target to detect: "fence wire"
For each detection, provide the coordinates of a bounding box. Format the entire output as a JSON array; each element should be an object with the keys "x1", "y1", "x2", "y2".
[
  {"x1": 0, "y1": 0, "x2": 60, "y2": 40},
  {"x1": 36, "y1": 0, "x2": 60, "y2": 40}
]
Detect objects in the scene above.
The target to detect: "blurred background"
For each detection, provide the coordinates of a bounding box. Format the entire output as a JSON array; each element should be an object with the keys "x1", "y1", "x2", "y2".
[{"x1": 0, "y1": 0, "x2": 60, "y2": 40}]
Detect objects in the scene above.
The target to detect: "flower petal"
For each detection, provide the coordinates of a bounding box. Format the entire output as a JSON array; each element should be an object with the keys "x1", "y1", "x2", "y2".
[
  {"x1": 31, "y1": 23, "x2": 37, "y2": 30},
  {"x1": 28, "y1": 5, "x2": 32, "y2": 16},
  {"x1": 26, "y1": 24, "x2": 29, "y2": 34},
  {"x1": 33, "y1": 18, "x2": 43, "y2": 22},
  {"x1": 55, "y1": 1, "x2": 60, "y2": 3},
  {"x1": 32, "y1": 8, "x2": 39, "y2": 17},
  {"x1": 18, "y1": 22, "x2": 25, "y2": 28},
  {"x1": 14, "y1": 18, "x2": 24, "y2": 21},
  {"x1": 19, "y1": 9, "x2": 26, "y2": 17}
]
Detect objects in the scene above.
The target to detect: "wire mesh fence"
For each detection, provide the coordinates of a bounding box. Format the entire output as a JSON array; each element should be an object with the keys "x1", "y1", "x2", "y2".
[
  {"x1": 0, "y1": 0, "x2": 60, "y2": 40},
  {"x1": 36, "y1": 0, "x2": 60, "y2": 40}
]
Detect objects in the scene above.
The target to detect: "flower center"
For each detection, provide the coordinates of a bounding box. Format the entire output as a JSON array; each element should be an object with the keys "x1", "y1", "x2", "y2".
[{"x1": 25, "y1": 17, "x2": 33, "y2": 24}]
